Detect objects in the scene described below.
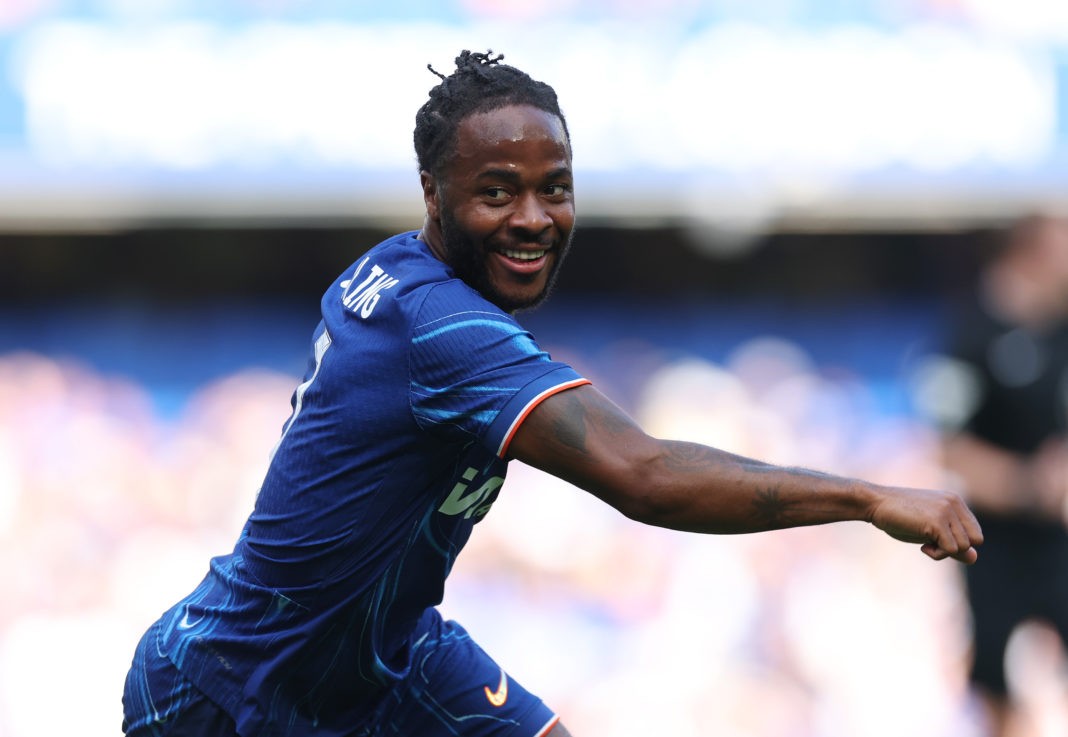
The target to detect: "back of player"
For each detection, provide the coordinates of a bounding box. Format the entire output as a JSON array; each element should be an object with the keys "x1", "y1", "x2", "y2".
[{"x1": 122, "y1": 231, "x2": 586, "y2": 736}]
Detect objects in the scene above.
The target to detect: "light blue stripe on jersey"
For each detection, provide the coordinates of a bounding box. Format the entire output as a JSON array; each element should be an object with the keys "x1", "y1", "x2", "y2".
[
  {"x1": 128, "y1": 231, "x2": 588, "y2": 737},
  {"x1": 411, "y1": 381, "x2": 520, "y2": 395},
  {"x1": 412, "y1": 406, "x2": 500, "y2": 425},
  {"x1": 414, "y1": 317, "x2": 541, "y2": 353}
]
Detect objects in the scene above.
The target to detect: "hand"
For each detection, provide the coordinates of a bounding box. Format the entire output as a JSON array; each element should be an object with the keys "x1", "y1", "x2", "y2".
[{"x1": 869, "y1": 486, "x2": 983, "y2": 564}]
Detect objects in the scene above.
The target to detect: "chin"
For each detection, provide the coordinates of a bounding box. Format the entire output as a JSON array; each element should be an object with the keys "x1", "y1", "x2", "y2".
[{"x1": 495, "y1": 283, "x2": 555, "y2": 313}]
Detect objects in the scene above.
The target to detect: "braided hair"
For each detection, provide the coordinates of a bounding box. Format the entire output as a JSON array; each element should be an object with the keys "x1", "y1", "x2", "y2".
[{"x1": 414, "y1": 50, "x2": 570, "y2": 178}]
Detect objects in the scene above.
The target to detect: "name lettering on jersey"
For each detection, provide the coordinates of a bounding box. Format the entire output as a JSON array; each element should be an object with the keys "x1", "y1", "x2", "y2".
[
  {"x1": 438, "y1": 466, "x2": 505, "y2": 519},
  {"x1": 340, "y1": 257, "x2": 399, "y2": 319}
]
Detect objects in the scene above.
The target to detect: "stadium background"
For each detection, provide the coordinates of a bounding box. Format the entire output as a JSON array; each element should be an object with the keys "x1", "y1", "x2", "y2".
[{"x1": 1, "y1": 1, "x2": 1067, "y2": 736}]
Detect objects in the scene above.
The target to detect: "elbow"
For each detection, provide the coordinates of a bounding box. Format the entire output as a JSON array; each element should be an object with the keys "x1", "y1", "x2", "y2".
[
  {"x1": 599, "y1": 453, "x2": 683, "y2": 528},
  {"x1": 616, "y1": 495, "x2": 675, "y2": 527}
]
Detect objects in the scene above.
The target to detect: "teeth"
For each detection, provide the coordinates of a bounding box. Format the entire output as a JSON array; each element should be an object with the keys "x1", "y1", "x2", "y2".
[{"x1": 502, "y1": 249, "x2": 546, "y2": 261}]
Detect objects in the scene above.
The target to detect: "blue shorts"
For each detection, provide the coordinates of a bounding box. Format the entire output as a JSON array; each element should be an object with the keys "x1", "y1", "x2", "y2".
[{"x1": 123, "y1": 608, "x2": 558, "y2": 737}]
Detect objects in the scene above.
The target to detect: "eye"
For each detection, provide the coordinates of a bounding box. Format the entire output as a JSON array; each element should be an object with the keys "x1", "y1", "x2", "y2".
[
  {"x1": 544, "y1": 183, "x2": 571, "y2": 198},
  {"x1": 484, "y1": 186, "x2": 510, "y2": 201}
]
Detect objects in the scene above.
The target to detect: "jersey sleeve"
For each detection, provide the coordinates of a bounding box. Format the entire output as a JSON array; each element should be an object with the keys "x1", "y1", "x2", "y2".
[{"x1": 409, "y1": 283, "x2": 588, "y2": 456}]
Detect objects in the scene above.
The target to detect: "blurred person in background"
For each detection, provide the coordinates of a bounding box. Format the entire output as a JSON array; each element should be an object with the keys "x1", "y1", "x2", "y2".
[
  {"x1": 121, "y1": 50, "x2": 982, "y2": 737},
  {"x1": 940, "y1": 214, "x2": 1068, "y2": 736}
]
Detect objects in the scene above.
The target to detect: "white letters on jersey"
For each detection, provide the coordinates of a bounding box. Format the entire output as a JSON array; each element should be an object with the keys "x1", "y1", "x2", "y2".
[
  {"x1": 438, "y1": 466, "x2": 505, "y2": 519},
  {"x1": 341, "y1": 257, "x2": 399, "y2": 319},
  {"x1": 269, "y1": 328, "x2": 332, "y2": 462}
]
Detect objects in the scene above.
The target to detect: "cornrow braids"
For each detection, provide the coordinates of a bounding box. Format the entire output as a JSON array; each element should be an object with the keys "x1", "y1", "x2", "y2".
[{"x1": 414, "y1": 49, "x2": 570, "y2": 178}]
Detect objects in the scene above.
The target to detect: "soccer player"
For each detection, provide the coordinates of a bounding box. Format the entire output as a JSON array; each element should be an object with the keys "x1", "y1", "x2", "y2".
[
  {"x1": 121, "y1": 50, "x2": 982, "y2": 737},
  {"x1": 939, "y1": 214, "x2": 1068, "y2": 737}
]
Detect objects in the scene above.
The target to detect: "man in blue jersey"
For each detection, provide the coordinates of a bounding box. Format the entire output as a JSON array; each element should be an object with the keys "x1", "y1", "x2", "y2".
[{"x1": 122, "y1": 50, "x2": 983, "y2": 737}]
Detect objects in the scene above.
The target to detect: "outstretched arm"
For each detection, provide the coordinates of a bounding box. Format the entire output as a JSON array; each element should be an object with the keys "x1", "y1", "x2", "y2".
[{"x1": 509, "y1": 384, "x2": 982, "y2": 563}]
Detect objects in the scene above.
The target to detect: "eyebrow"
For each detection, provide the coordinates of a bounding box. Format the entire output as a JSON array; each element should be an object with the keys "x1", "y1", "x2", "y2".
[{"x1": 475, "y1": 166, "x2": 573, "y2": 182}]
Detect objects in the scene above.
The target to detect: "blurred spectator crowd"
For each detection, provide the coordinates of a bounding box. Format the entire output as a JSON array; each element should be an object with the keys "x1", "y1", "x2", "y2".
[{"x1": 0, "y1": 332, "x2": 1063, "y2": 736}]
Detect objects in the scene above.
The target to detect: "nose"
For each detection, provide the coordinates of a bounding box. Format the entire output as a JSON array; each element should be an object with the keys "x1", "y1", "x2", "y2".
[{"x1": 508, "y1": 192, "x2": 553, "y2": 235}]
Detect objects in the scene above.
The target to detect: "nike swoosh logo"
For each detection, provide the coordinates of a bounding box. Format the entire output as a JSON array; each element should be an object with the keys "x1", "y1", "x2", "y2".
[
  {"x1": 484, "y1": 668, "x2": 508, "y2": 707},
  {"x1": 177, "y1": 607, "x2": 203, "y2": 630}
]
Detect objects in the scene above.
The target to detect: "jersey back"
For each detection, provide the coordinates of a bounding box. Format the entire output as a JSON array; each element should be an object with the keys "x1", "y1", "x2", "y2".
[{"x1": 152, "y1": 231, "x2": 588, "y2": 736}]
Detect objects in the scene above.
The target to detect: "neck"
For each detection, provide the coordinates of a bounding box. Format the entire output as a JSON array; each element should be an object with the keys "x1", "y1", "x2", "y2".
[{"x1": 418, "y1": 216, "x2": 447, "y2": 263}]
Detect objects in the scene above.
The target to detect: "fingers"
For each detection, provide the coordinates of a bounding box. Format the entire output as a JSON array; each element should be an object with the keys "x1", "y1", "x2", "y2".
[
  {"x1": 921, "y1": 542, "x2": 979, "y2": 564},
  {"x1": 945, "y1": 516, "x2": 972, "y2": 558},
  {"x1": 920, "y1": 542, "x2": 948, "y2": 560},
  {"x1": 926, "y1": 500, "x2": 983, "y2": 564},
  {"x1": 960, "y1": 503, "x2": 984, "y2": 547},
  {"x1": 933, "y1": 498, "x2": 984, "y2": 563}
]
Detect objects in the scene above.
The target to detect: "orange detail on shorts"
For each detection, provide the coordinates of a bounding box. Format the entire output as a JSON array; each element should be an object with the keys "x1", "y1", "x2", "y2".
[{"x1": 534, "y1": 715, "x2": 560, "y2": 736}]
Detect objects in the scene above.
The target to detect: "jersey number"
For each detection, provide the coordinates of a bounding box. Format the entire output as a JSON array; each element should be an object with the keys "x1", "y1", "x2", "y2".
[{"x1": 271, "y1": 328, "x2": 333, "y2": 459}]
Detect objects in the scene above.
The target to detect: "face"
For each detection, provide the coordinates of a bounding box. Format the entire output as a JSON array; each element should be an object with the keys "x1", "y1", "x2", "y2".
[{"x1": 421, "y1": 104, "x2": 575, "y2": 312}]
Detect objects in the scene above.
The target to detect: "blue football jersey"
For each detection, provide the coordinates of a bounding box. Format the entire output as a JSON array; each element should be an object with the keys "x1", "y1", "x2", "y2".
[{"x1": 152, "y1": 232, "x2": 588, "y2": 736}]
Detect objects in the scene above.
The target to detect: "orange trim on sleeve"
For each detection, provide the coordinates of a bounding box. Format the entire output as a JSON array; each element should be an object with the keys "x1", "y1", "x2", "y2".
[{"x1": 496, "y1": 378, "x2": 591, "y2": 458}]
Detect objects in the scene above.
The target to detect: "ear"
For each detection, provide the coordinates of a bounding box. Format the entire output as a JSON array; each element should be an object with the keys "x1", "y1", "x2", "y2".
[{"x1": 420, "y1": 171, "x2": 441, "y2": 222}]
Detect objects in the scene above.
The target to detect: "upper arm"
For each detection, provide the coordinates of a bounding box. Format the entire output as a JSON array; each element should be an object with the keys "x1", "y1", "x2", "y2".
[
  {"x1": 409, "y1": 288, "x2": 582, "y2": 445},
  {"x1": 506, "y1": 383, "x2": 662, "y2": 516}
]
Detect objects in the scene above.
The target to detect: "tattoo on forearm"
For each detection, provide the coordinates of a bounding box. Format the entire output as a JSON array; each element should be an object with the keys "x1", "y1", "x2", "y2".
[
  {"x1": 752, "y1": 487, "x2": 786, "y2": 527},
  {"x1": 751, "y1": 486, "x2": 810, "y2": 528}
]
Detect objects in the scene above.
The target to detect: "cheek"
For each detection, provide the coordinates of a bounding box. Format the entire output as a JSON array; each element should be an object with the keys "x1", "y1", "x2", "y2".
[
  {"x1": 452, "y1": 206, "x2": 503, "y2": 239},
  {"x1": 553, "y1": 206, "x2": 576, "y2": 235}
]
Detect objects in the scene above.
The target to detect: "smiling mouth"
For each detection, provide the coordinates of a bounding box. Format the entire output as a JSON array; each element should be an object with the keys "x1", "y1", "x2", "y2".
[{"x1": 499, "y1": 248, "x2": 548, "y2": 261}]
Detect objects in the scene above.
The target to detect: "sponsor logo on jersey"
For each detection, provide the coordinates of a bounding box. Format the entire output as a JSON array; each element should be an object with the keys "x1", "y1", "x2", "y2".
[{"x1": 437, "y1": 466, "x2": 504, "y2": 519}]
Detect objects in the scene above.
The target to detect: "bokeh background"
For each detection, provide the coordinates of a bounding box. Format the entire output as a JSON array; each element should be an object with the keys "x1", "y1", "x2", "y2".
[{"x1": 2, "y1": 1, "x2": 1067, "y2": 736}]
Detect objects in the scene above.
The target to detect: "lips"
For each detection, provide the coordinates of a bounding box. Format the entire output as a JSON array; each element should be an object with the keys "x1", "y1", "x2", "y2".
[{"x1": 493, "y1": 246, "x2": 551, "y2": 275}]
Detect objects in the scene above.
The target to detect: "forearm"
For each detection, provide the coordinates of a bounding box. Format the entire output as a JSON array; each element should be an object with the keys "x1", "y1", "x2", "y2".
[{"x1": 607, "y1": 438, "x2": 876, "y2": 534}]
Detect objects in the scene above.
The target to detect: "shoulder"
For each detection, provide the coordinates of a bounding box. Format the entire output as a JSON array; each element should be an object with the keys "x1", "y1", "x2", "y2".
[
  {"x1": 324, "y1": 232, "x2": 533, "y2": 352},
  {"x1": 405, "y1": 275, "x2": 556, "y2": 379},
  {"x1": 328, "y1": 231, "x2": 462, "y2": 323}
]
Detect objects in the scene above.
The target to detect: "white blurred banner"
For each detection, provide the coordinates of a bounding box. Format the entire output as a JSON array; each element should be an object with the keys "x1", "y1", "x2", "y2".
[{"x1": 1, "y1": 4, "x2": 1068, "y2": 227}]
